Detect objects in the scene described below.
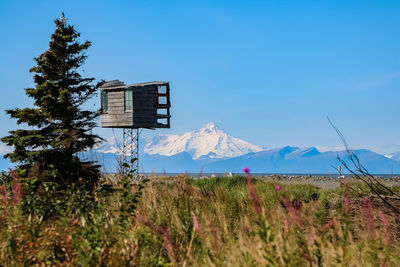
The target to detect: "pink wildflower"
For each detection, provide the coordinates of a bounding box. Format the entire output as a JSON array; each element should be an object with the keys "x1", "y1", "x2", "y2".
[
  {"x1": 12, "y1": 182, "x2": 23, "y2": 206},
  {"x1": 282, "y1": 198, "x2": 302, "y2": 227},
  {"x1": 10, "y1": 169, "x2": 23, "y2": 206},
  {"x1": 319, "y1": 219, "x2": 335, "y2": 232},
  {"x1": 9, "y1": 168, "x2": 18, "y2": 180},
  {"x1": 274, "y1": 185, "x2": 281, "y2": 191},
  {"x1": 362, "y1": 197, "x2": 375, "y2": 237},
  {"x1": 192, "y1": 215, "x2": 204, "y2": 240},
  {"x1": 242, "y1": 166, "x2": 262, "y2": 214},
  {"x1": 209, "y1": 223, "x2": 219, "y2": 252},
  {"x1": 379, "y1": 210, "x2": 390, "y2": 245},
  {"x1": 245, "y1": 175, "x2": 262, "y2": 214},
  {"x1": 0, "y1": 185, "x2": 8, "y2": 219}
]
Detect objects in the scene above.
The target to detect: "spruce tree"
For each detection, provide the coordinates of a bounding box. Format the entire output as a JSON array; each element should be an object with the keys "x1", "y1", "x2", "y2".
[{"x1": 1, "y1": 14, "x2": 102, "y2": 187}]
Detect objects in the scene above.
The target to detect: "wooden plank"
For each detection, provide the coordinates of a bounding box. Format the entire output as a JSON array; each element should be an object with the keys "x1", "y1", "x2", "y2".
[
  {"x1": 133, "y1": 101, "x2": 155, "y2": 105},
  {"x1": 133, "y1": 100, "x2": 156, "y2": 104},
  {"x1": 108, "y1": 97, "x2": 124, "y2": 101},
  {"x1": 107, "y1": 99, "x2": 123, "y2": 103},
  {"x1": 156, "y1": 114, "x2": 171, "y2": 118},
  {"x1": 101, "y1": 118, "x2": 133, "y2": 124},
  {"x1": 108, "y1": 96, "x2": 124, "y2": 100},
  {"x1": 107, "y1": 105, "x2": 124, "y2": 109},
  {"x1": 109, "y1": 91, "x2": 124, "y2": 95},
  {"x1": 134, "y1": 114, "x2": 156, "y2": 117},
  {"x1": 102, "y1": 113, "x2": 131, "y2": 118},
  {"x1": 133, "y1": 121, "x2": 155, "y2": 125},
  {"x1": 134, "y1": 98, "x2": 156, "y2": 102},
  {"x1": 133, "y1": 117, "x2": 156, "y2": 121},
  {"x1": 108, "y1": 93, "x2": 124, "y2": 97},
  {"x1": 134, "y1": 107, "x2": 156, "y2": 111},
  {"x1": 107, "y1": 107, "x2": 124, "y2": 111},
  {"x1": 106, "y1": 112, "x2": 127, "y2": 116},
  {"x1": 133, "y1": 123, "x2": 156, "y2": 128},
  {"x1": 108, "y1": 106, "x2": 125, "y2": 113},
  {"x1": 156, "y1": 104, "x2": 171, "y2": 108},
  {"x1": 133, "y1": 117, "x2": 155, "y2": 121}
]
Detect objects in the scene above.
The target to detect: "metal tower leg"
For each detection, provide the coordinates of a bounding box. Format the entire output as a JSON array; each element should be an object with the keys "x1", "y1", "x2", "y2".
[{"x1": 122, "y1": 128, "x2": 140, "y2": 175}]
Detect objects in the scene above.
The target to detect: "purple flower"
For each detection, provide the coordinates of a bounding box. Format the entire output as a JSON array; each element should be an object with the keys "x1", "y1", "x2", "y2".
[
  {"x1": 274, "y1": 185, "x2": 281, "y2": 191},
  {"x1": 242, "y1": 167, "x2": 250, "y2": 174}
]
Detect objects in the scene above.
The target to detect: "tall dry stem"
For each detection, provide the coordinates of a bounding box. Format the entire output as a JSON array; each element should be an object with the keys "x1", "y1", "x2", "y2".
[
  {"x1": 362, "y1": 197, "x2": 375, "y2": 237},
  {"x1": 208, "y1": 223, "x2": 219, "y2": 252},
  {"x1": 0, "y1": 185, "x2": 8, "y2": 219},
  {"x1": 245, "y1": 173, "x2": 262, "y2": 214},
  {"x1": 379, "y1": 210, "x2": 390, "y2": 245},
  {"x1": 192, "y1": 215, "x2": 204, "y2": 240},
  {"x1": 136, "y1": 215, "x2": 177, "y2": 267},
  {"x1": 342, "y1": 184, "x2": 351, "y2": 214}
]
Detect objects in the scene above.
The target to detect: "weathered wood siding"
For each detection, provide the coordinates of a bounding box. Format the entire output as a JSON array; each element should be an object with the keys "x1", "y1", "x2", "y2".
[
  {"x1": 101, "y1": 90, "x2": 134, "y2": 128},
  {"x1": 100, "y1": 81, "x2": 170, "y2": 129},
  {"x1": 132, "y1": 85, "x2": 157, "y2": 128}
]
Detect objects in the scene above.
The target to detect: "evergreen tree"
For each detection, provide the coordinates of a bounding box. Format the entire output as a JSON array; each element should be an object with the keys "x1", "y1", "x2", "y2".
[{"x1": 1, "y1": 14, "x2": 102, "y2": 186}]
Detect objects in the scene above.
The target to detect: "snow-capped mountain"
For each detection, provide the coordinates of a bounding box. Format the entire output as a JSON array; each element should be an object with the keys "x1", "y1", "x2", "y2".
[
  {"x1": 385, "y1": 152, "x2": 400, "y2": 161},
  {"x1": 2, "y1": 122, "x2": 400, "y2": 173},
  {"x1": 144, "y1": 123, "x2": 266, "y2": 159},
  {"x1": 94, "y1": 137, "x2": 123, "y2": 155}
]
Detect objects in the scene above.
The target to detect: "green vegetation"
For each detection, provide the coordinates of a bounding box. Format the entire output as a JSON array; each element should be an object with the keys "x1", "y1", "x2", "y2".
[
  {"x1": 1, "y1": 14, "x2": 102, "y2": 188},
  {"x1": 1, "y1": 14, "x2": 399, "y2": 267},
  {"x1": 1, "y1": 173, "x2": 399, "y2": 266}
]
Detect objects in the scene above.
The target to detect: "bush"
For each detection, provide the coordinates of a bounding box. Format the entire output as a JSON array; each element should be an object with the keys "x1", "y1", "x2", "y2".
[{"x1": 1, "y1": 175, "x2": 399, "y2": 266}]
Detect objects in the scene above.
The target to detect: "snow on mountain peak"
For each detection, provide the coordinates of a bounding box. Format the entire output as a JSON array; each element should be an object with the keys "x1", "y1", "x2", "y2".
[
  {"x1": 384, "y1": 152, "x2": 400, "y2": 161},
  {"x1": 204, "y1": 122, "x2": 218, "y2": 130},
  {"x1": 144, "y1": 123, "x2": 266, "y2": 159}
]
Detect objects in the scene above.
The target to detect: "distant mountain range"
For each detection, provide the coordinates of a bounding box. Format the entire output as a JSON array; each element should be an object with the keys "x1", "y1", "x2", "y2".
[
  {"x1": 2, "y1": 123, "x2": 400, "y2": 174},
  {"x1": 88, "y1": 123, "x2": 400, "y2": 174}
]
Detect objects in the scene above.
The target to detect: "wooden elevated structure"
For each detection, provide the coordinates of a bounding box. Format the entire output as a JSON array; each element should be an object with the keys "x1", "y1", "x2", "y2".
[
  {"x1": 100, "y1": 80, "x2": 171, "y2": 175},
  {"x1": 100, "y1": 80, "x2": 171, "y2": 129}
]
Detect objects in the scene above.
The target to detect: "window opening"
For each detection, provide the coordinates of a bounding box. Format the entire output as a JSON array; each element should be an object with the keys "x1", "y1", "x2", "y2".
[
  {"x1": 158, "y1": 96, "x2": 167, "y2": 105},
  {"x1": 157, "y1": 108, "x2": 168, "y2": 115},
  {"x1": 158, "y1": 85, "x2": 167, "y2": 94},
  {"x1": 125, "y1": 89, "x2": 133, "y2": 111},
  {"x1": 101, "y1": 91, "x2": 108, "y2": 112},
  {"x1": 157, "y1": 118, "x2": 168, "y2": 125}
]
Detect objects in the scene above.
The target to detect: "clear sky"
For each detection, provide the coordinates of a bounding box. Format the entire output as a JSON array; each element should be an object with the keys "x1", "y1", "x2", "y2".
[{"x1": 1, "y1": 0, "x2": 400, "y2": 154}]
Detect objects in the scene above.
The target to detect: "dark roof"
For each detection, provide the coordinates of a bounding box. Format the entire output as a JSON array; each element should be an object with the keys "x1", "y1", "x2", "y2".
[
  {"x1": 127, "y1": 81, "x2": 168, "y2": 87},
  {"x1": 101, "y1": 80, "x2": 125, "y2": 88},
  {"x1": 101, "y1": 80, "x2": 168, "y2": 90}
]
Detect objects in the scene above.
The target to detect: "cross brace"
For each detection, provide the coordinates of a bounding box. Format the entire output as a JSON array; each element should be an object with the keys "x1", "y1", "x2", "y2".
[{"x1": 122, "y1": 128, "x2": 140, "y2": 174}]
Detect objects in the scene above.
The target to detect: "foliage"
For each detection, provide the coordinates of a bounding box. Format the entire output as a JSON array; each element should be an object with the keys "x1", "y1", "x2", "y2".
[
  {"x1": 1, "y1": 14, "x2": 102, "y2": 188},
  {"x1": 0, "y1": 174, "x2": 399, "y2": 266}
]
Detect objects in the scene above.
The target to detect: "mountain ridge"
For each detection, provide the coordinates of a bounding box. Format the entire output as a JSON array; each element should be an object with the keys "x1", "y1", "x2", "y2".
[
  {"x1": 67, "y1": 124, "x2": 400, "y2": 174},
  {"x1": 144, "y1": 123, "x2": 266, "y2": 159},
  {"x1": 2, "y1": 123, "x2": 400, "y2": 174}
]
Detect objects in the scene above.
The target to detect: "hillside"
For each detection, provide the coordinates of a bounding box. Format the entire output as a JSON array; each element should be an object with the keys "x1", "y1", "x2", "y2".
[{"x1": 75, "y1": 123, "x2": 400, "y2": 174}]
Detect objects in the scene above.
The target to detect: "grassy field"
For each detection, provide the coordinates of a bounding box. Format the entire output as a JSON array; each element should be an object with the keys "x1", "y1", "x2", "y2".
[{"x1": 1, "y1": 173, "x2": 400, "y2": 266}]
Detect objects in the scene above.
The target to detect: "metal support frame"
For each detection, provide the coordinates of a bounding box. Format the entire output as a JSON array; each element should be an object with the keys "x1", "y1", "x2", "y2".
[{"x1": 122, "y1": 128, "x2": 140, "y2": 174}]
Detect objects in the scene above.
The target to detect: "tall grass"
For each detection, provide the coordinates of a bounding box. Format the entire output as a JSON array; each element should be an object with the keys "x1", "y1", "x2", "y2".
[{"x1": 0, "y1": 172, "x2": 399, "y2": 266}]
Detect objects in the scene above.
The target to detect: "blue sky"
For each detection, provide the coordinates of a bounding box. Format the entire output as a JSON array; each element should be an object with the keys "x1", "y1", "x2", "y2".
[{"x1": 1, "y1": 0, "x2": 400, "y2": 154}]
